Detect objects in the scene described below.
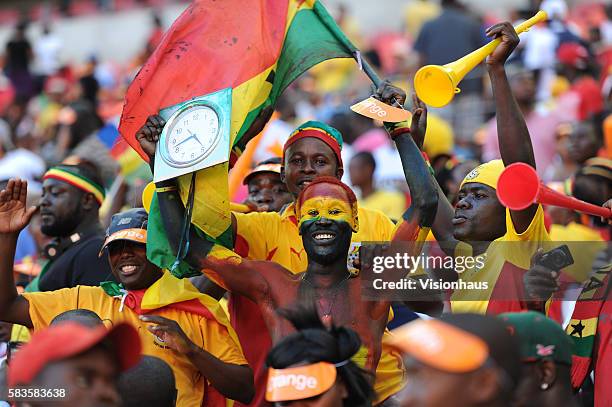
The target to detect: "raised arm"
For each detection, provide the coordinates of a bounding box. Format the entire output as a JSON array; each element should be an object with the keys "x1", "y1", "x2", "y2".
[
  {"x1": 380, "y1": 91, "x2": 438, "y2": 243},
  {"x1": 386, "y1": 94, "x2": 457, "y2": 254},
  {"x1": 485, "y1": 22, "x2": 538, "y2": 232},
  {"x1": 0, "y1": 179, "x2": 36, "y2": 328},
  {"x1": 136, "y1": 114, "x2": 288, "y2": 303},
  {"x1": 135, "y1": 113, "x2": 271, "y2": 247}
]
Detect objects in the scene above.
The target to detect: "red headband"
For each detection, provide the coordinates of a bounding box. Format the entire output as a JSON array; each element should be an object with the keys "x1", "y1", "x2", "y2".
[{"x1": 283, "y1": 129, "x2": 342, "y2": 166}]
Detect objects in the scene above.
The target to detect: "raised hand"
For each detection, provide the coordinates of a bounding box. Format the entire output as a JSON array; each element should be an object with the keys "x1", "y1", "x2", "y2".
[
  {"x1": 410, "y1": 94, "x2": 427, "y2": 150},
  {"x1": 0, "y1": 179, "x2": 37, "y2": 235},
  {"x1": 136, "y1": 115, "x2": 166, "y2": 161},
  {"x1": 140, "y1": 315, "x2": 194, "y2": 354},
  {"x1": 485, "y1": 22, "x2": 520, "y2": 67},
  {"x1": 374, "y1": 79, "x2": 407, "y2": 107}
]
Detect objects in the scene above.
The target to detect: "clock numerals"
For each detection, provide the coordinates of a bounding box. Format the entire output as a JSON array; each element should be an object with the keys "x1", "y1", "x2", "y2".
[{"x1": 163, "y1": 105, "x2": 220, "y2": 166}]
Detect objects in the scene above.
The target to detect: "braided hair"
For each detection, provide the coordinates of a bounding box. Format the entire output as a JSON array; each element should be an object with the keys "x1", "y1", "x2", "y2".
[{"x1": 266, "y1": 304, "x2": 375, "y2": 407}]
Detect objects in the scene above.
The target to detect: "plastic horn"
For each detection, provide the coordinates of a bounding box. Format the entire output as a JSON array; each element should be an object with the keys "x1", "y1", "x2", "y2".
[
  {"x1": 414, "y1": 10, "x2": 547, "y2": 108},
  {"x1": 497, "y1": 163, "x2": 612, "y2": 218}
]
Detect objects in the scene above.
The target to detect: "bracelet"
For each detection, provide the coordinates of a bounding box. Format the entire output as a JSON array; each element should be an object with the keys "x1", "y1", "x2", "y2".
[{"x1": 156, "y1": 186, "x2": 178, "y2": 193}]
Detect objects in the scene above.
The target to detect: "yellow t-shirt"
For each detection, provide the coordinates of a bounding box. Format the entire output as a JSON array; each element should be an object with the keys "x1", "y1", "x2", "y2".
[
  {"x1": 234, "y1": 203, "x2": 397, "y2": 272},
  {"x1": 451, "y1": 206, "x2": 551, "y2": 314},
  {"x1": 234, "y1": 204, "x2": 404, "y2": 402},
  {"x1": 360, "y1": 190, "x2": 408, "y2": 222},
  {"x1": 23, "y1": 286, "x2": 247, "y2": 407}
]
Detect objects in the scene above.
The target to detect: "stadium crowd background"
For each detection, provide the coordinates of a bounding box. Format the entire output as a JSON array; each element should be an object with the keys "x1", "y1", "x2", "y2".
[{"x1": 0, "y1": 0, "x2": 610, "y2": 405}]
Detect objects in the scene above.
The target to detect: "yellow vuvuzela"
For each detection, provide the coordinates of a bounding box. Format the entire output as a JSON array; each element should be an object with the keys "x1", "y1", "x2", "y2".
[{"x1": 414, "y1": 10, "x2": 547, "y2": 108}]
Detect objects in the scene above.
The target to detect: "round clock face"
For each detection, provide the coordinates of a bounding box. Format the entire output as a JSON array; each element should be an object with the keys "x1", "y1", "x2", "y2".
[{"x1": 163, "y1": 105, "x2": 221, "y2": 167}]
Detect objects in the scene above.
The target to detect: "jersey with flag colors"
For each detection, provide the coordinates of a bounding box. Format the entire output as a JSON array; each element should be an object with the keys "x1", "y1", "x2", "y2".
[
  {"x1": 118, "y1": 0, "x2": 359, "y2": 274},
  {"x1": 23, "y1": 272, "x2": 247, "y2": 406}
]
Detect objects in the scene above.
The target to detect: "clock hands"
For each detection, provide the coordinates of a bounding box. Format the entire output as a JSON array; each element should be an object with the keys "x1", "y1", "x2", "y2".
[{"x1": 175, "y1": 130, "x2": 203, "y2": 148}]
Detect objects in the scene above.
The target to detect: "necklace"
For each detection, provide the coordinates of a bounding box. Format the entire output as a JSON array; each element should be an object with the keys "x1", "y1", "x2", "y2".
[{"x1": 301, "y1": 272, "x2": 351, "y2": 326}]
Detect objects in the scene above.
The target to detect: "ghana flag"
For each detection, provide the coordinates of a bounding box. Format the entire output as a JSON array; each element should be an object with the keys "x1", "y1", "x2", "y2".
[
  {"x1": 566, "y1": 261, "x2": 611, "y2": 389},
  {"x1": 119, "y1": 0, "x2": 359, "y2": 274}
]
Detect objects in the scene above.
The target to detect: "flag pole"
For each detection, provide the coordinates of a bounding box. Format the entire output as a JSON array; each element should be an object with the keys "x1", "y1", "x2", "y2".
[{"x1": 311, "y1": 2, "x2": 402, "y2": 107}]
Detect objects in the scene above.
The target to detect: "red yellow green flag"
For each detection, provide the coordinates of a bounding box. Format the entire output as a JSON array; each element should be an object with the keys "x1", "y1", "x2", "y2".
[{"x1": 118, "y1": 0, "x2": 359, "y2": 274}]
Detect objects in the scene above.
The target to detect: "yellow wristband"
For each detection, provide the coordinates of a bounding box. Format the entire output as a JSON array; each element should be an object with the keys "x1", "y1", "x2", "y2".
[{"x1": 156, "y1": 186, "x2": 178, "y2": 193}]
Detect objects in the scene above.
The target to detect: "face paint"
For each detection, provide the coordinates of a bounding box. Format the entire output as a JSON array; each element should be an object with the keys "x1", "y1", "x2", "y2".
[
  {"x1": 297, "y1": 182, "x2": 358, "y2": 232},
  {"x1": 298, "y1": 197, "x2": 356, "y2": 231}
]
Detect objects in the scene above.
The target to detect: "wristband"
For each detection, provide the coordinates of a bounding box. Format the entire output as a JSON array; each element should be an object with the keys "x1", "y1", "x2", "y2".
[{"x1": 384, "y1": 120, "x2": 411, "y2": 140}]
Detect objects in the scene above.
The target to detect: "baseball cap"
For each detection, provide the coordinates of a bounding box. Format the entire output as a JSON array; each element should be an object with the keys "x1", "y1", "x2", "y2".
[
  {"x1": 243, "y1": 159, "x2": 282, "y2": 186},
  {"x1": 498, "y1": 311, "x2": 573, "y2": 365},
  {"x1": 8, "y1": 322, "x2": 141, "y2": 386},
  {"x1": 100, "y1": 208, "x2": 148, "y2": 254},
  {"x1": 388, "y1": 318, "x2": 490, "y2": 373},
  {"x1": 389, "y1": 314, "x2": 521, "y2": 386}
]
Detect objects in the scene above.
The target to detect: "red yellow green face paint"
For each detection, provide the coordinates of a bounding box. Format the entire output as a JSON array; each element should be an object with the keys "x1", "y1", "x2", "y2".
[
  {"x1": 297, "y1": 182, "x2": 358, "y2": 232},
  {"x1": 298, "y1": 197, "x2": 356, "y2": 230}
]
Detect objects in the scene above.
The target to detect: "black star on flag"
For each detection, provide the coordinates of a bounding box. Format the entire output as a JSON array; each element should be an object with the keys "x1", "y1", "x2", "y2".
[{"x1": 570, "y1": 320, "x2": 586, "y2": 338}]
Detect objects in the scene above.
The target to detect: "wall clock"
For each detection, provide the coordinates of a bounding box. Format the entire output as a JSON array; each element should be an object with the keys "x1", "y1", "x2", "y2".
[{"x1": 154, "y1": 88, "x2": 231, "y2": 182}]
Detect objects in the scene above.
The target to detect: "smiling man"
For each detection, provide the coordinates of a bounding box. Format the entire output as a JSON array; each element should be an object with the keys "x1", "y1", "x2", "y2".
[
  {"x1": 137, "y1": 81, "x2": 439, "y2": 406},
  {"x1": 0, "y1": 180, "x2": 253, "y2": 406},
  {"x1": 159, "y1": 173, "x2": 438, "y2": 405}
]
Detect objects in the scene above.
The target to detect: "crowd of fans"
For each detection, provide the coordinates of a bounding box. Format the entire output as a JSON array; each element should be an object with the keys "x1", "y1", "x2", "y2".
[{"x1": 0, "y1": 0, "x2": 609, "y2": 406}]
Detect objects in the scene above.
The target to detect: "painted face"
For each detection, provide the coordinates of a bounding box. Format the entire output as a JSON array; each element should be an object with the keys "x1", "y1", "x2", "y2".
[
  {"x1": 299, "y1": 197, "x2": 356, "y2": 231},
  {"x1": 247, "y1": 172, "x2": 293, "y2": 212},
  {"x1": 40, "y1": 178, "x2": 85, "y2": 237},
  {"x1": 281, "y1": 138, "x2": 341, "y2": 198},
  {"x1": 298, "y1": 183, "x2": 357, "y2": 266},
  {"x1": 33, "y1": 345, "x2": 121, "y2": 407},
  {"x1": 106, "y1": 240, "x2": 163, "y2": 290},
  {"x1": 453, "y1": 183, "x2": 506, "y2": 242}
]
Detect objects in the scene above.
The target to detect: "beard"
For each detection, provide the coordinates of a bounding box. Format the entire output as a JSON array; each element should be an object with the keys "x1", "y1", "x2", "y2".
[
  {"x1": 41, "y1": 205, "x2": 84, "y2": 237},
  {"x1": 302, "y1": 220, "x2": 352, "y2": 266}
]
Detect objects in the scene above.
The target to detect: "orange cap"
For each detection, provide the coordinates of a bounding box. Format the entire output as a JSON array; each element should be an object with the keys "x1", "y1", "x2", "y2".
[
  {"x1": 266, "y1": 362, "x2": 337, "y2": 402},
  {"x1": 387, "y1": 319, "x2": 489, "y2": 373}
]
